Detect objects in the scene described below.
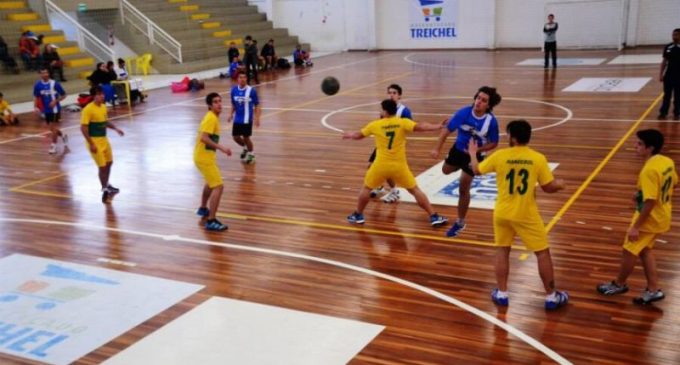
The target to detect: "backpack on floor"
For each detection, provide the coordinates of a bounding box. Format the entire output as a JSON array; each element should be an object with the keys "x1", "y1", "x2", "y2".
[{"x1": 277, "y1": 58, "x2": 291, "y2": 69}]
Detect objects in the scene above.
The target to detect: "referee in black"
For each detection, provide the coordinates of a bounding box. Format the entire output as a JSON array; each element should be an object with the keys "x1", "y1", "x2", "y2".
[
  {"x1": 243, "y1": 35, "x2": 259, "y2": 85},
  {"x1": 659, "y1": 28, "x2": 680, "y2": 121}
]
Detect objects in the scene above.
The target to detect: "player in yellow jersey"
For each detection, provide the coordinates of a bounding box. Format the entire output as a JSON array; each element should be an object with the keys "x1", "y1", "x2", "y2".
[
  {"x1": 194, "y1": 92, "x2": 232, "y2": 231},
  {"x1": 343, "y1": 99, "x2": 448, "y2": 227},
  {"x1": 80, "y1": 86, "x2": 124, "y2": 203},
  {"x1": 598, "y1": 129, "x2": 677, "y2": 305},
  {"x1": 468, "y1": 119, "x2": 568, "y2": 310}
]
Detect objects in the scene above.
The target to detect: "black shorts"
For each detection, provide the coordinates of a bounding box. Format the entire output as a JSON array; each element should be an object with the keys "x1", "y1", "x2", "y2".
[
  {"x1": 368, "y1": 148, "x2": 377, "y2": 163},
  {"x1": 232, "y1": 122, "x2": 253, "y2": 137},
  {"x1": 445, "y1": 147, "x2": 484, "y2": 176},
  {"x1": 45, "y1": 112, "x2": 61, "y2": 124}
]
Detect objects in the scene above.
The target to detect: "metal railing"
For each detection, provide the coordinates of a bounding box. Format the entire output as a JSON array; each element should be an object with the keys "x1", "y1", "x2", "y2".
[
  {"x1": 119, "y1": 0, "x2": 183, "y2": 63},
  {"x1": 44, "y1": 0, "x2": 116, "y2": 63}
]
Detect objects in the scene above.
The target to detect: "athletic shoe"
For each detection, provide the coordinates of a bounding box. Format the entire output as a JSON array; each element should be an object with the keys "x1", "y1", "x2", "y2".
[
  {"x1": 107, "y1": 184, "x2": 120, "y2": 194},
  {"x1": 240, "y1": 149, "x2": 248, "y2": 160},
  {"x1": 370, "y1": 186, "x2": 384, "y2": 198},
  {"x1": 446, "y1": 220, "x2": 466, "y2": 237},
  {"x1": 61, "y1": 133, "x2": 68, "y2": 146},
  {"x1": 632, "y1": 289, "x2": 664, "y2": 305},
  {"x1": 430, "y1": 213, "x2": 448, "y2": 227},
  {"x1": 48, "y1": 144, "x2": 57, "y2": 154},
  {"x1": 674, "y1": 115, "x2": 680, "y2": 121},
  {"x1": 101, "y1": 189, "x2": 110, "y2": 203},
  {"x1": 347, "y1": 212, "x2": 365, "y2": 224},
  {"x1": 657, "y1": 114, "x2": 667, "y2": 120},
  {"x1": 596, "y1": 280, "x2": 629, "y2": 296},
  {"x1": 491, "y1": 288, "x2": 509, "y2": 306},
  {"x1": 545, "y1": 291, "x2": 569, "y2": 310},
  {"x1": 381, "y1": 189, "x2": 400, "y2": 203},
  {"x1": 196, "y1": 207, "x2": 209, "y2": 217},
  {"x1": 245, "y1": 153, "x2": 256, "y2": 164},
  {"x1": 205, "y1": 219, "x2": 228, "y2": 231}
]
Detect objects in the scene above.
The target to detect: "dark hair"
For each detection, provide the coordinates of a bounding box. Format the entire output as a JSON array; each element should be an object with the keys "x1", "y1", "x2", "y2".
[
  {"x1": 381, "y1": 99, "x2": 397, "y2": 116},
  {"x1": 0, "y1": 92, "x2": 3, "y2": 97},
  {"x1": 387, "y1": 84, "x2": 403, "y2": 95},
  {"x1": 506, "y1": 119, "x2": 532, "y2": 144},
  {"x1": 206, "y1": 92, "x2": 220, "y2": 106},
  {"x1": 90, "y1": 85, "x2": 103, "y2": 96},
  {"x1": 38, "y1": 67, "x2": 49, "y2": 73},
  {"x1": 548, "y1": 14, "x2": 554, "y2": 18},
  {"x1": 236, "y1": 70, "x2": 246, "y2": 78},
  {"x1": 245, "y1": 35, "x2": 252, "y2": 41},
  {"x1": 636, "y1": 129, "x2": 664, "y2": 155},
  {"x1": 674, "y1": 28, "x2": 680, "y2": 33},
  {"x1": 474, "y1": 86, "x2": 502, "y2": 112},
  {"x1": 117, "y1": 58, "x2": 125, "y2": 64}
]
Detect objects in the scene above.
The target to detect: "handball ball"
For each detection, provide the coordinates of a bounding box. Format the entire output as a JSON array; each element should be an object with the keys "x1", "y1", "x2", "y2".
[{"x1": 321, "y1": 76, "x2": 340, "y2": 95}]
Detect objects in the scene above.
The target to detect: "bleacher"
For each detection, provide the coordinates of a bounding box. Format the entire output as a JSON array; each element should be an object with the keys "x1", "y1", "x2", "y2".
[
  {"x1": 0, "y1": 0, "x2": 94, "y2": 103},
  {"x1": 80, "y1": 0, "x2": 310, "y2": 74}
]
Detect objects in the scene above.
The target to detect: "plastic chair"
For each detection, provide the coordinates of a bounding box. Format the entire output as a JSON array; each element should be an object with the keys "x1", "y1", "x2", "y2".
[{"x1": 135, "y1": 53, "x2": 152, "y2": 76}]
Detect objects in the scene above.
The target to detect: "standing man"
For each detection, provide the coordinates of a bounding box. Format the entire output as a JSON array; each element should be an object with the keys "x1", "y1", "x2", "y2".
[
  {"x1": 430, "y1": 86, "x2": 501, "y2": 237},
  {"x1": 228, "y1": 71, "x2": 261, "y2": 164},
  {"x1": 597, "y1": 129, "x2": 677, "y2": 305},
  {"x1": 243, "y1": 35, "x2": 259, "y2": 84},
  {"x1": 658, "y1": 28, "x2": 680, "y2": 121},
  {"x1": 369, "y1": 84, "x2": 413, "y2": 203},
  {"x1": 80, "y1": 86, "x2": 124, "y2": 203},
  {"x1": 543, "y1": 14, "x2": 558, "y2": 68},
  {"x1": 468, "y1": 120, "x2": 569, "y2": 310},
  {"x1": 195, "y1": 92, "x2": 232, "y2": 231},
  {"x1": 34, "y1": 67, "x2": 68, "y2": 154},
  {"x1": 344, "y1": 99, "x2": 448, "y2": 227}
]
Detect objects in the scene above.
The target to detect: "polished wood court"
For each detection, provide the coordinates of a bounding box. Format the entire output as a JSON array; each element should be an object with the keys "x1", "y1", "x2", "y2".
[{"x1": 0, "y1": 49, "x2": 678, "y2": 364}]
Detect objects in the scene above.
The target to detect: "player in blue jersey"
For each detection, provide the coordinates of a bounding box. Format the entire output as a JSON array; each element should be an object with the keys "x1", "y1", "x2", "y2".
[
  {"x1": 368, "y1": 84, "x2": 413, "y2": 203},
  {"x1": 228, "y1": 71, "x2": 261, "y2": 164},
  {"x1": 33, "y1": 68, "x2": 68, "y2": 154},
  {"x1": 431, "y1": 86, "x2": 502, "y2": 237}
]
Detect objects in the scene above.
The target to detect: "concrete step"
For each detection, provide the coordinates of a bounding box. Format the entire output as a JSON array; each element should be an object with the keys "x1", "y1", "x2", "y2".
[{"x1": 0, "y1": 77, "x2": 91, "y2": 104}]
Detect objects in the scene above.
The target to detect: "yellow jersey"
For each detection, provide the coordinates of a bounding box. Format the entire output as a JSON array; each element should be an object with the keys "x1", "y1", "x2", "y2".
[
  {"x1": 194, "y1": 111, "x2": 220, "y2": 163},
  {"x1": 479, "y1": 146, "x2": 554, "y2": 221},
  {"x1": 0, "y1": 100, "x2": 10, "y2": 113},
  {"x1": 80, "y1": 102, "x2": 108, "y2": 139},
  {"x1": 361, "y1": 116, "x2": 416, "y2": 164},
  {"x1": 635, "y1": 154, "x2": 677, "y2": 233}
]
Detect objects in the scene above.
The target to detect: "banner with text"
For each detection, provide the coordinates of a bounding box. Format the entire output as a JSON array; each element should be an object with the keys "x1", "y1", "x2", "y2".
[{"x1": 409, "y1": 0, "x2": 458, "y2": 40}]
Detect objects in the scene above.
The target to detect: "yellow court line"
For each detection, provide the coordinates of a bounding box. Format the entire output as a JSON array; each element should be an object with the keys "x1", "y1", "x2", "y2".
[
  {"x1": 10, "y1": 187, "x2": 526, "y2": 250},
  {"x1": 8, "y1": 173, "x2": 66, "y2": 192},
  {"x1": 545, "y1": 93, "x2": 664, "y2": 232}
]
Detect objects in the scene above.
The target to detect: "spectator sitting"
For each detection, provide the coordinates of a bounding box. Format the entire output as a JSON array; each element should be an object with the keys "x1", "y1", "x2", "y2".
[
  {"x1": 0, "y1": 92, "x2": 19, "y2": 125},
  {"x1": 0, "y1": 36, "x2": 19, "y2": 74},
  {"x1": 43, "y1": 44, "x2": 66, "y2": 82},
  {"x1": 115, "y1": 58, "x2": 145, "y2": 103},
  {"x1": 260, "y1": 39, "x2": 277, "y2": 71},
  {"x1": 228, "y1": 42, "x2": 240, "y2": 63},
  {"x1": 19, "y1": 32, "x2": 42, "y2": 71},
  {"x1": 293, "y1": 44, "x2": 313, "y2": 67},
  {"x1": 87, "y1": 62, "x2": 116, "y2": 104}
]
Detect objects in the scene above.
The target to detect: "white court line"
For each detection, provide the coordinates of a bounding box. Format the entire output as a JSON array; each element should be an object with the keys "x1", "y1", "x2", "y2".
[
  {"x1": 0, "y1": 54, "x2": 397, "y2": 146},
  {"x1": 0, "y1": 217, "x2": 572, "y2": 365},
  {"x1": 321, "y1": 96, "x2": 573, "y2": 134},
  {"x1": 403, "y1": 52, "x2": 659, "y2": 71}
]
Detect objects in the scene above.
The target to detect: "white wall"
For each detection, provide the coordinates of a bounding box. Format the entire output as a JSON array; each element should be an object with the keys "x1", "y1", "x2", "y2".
[{"x1": 246, "y1": 0, "x2": 678, "y2": 51}]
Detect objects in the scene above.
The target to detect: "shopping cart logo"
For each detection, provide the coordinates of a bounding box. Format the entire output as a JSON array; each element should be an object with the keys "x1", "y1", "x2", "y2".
[{"x1": 419, "y1": 0, "x2": 444, "y2": 22}]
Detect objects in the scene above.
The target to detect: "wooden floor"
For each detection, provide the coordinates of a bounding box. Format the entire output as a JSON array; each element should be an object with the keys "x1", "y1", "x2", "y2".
[{"x1": 0, "y1": 49, "x2": 678, "y2": 364}]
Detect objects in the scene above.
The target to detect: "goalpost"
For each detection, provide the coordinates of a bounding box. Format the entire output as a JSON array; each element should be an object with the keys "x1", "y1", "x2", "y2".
[{"x1": 545, "y1": 0, "x2": 627, "y2": 50}]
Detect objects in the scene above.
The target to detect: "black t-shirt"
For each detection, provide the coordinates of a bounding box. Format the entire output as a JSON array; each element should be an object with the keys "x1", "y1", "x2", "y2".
[
  {"x1": 261, "y1": 44, "x2": 275, "y2": 57},
  {"x1": 662, "y1": 42, "x2": 680, "y2": 77},
  {"x1": 228, "y1": 48, "x2": 239, "y2": 62}
]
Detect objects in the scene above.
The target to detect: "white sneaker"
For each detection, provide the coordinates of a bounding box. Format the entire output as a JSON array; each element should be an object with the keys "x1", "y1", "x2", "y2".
[
  {"x1": 381, "y1": 189, "x2": 400, "y2": 203},
  {"x1": 48, "y1": 144, "x2": 57, "y2": 154},
  {"x1": 370, "y1": 186, "x2": 384, "y2": 198},
  {"x1": 245, "y1": 152, "x2": 256, "y2": 164}
]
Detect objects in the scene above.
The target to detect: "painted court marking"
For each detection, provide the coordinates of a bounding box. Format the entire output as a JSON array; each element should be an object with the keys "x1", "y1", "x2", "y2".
[
  {"x1": 320, "y1": 96, "x2": 573, "y2": 134},
  {"x1": 0, "y1": 218, "x2": 572, "y2": 364}
]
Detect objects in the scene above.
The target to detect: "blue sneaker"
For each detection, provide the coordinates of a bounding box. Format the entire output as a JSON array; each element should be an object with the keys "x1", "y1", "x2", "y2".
[
  {"x1": 347, "y1": 212, "x2": 365, "y2": 224},
  {"x1": 491, "y1": 288, "x2": 509, "y2": 306},
  {"x1": 205, "y1": 219, "x2": 228, "y2": 231},
  {"x1": 196, "y1": 207, "x2": 209, "y2": 217},
  {"x1": 430, "y1": 213, "x2": 448, "y2": 227},
  {"x1": 446, "y1": 220, "x2": 466, "y2": 237},
  {"x1": 545, "y1": 291, "x2": 569, "y2": 310}
]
